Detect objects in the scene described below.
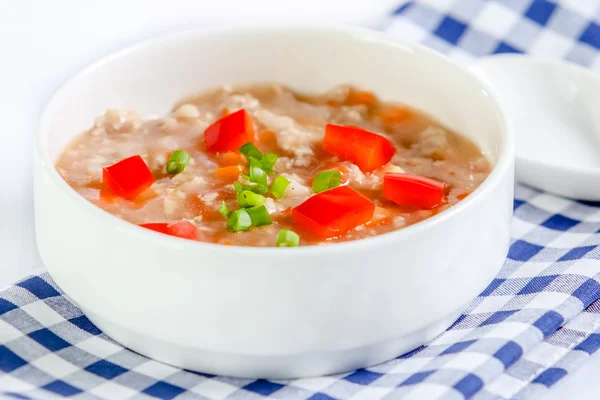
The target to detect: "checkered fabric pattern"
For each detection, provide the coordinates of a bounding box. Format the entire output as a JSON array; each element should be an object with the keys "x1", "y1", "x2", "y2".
[
  {"x1": 387, "y1": 0, "x2": 600, "y2": 70},
  {"x1": 3, "y1": 0, "x2": 600, "y2": 399},
  {"x1": 6, "y1": 187, "x2": 600, "y2": 400}
]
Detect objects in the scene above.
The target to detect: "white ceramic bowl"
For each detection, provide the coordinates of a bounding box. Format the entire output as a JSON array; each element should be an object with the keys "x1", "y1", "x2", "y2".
[{"x1": 35, "y1": 25, "x2": 514, "y2": 379}]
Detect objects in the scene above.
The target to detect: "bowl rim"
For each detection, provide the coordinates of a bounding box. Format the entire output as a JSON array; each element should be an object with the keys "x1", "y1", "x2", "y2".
[{"x1": 36, "y1": 23, "x2": 514, "y2": 255}]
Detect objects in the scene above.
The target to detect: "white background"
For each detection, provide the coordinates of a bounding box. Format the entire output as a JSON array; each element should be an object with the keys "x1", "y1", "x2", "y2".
[{"x1": 0, "y1": 0, "x2": 597, "y2": 398}]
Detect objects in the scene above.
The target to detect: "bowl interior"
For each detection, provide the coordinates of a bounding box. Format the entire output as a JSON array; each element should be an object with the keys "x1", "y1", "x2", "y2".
[{"x1": 42, "y1": 26, "x2": 505, "y2": 166}]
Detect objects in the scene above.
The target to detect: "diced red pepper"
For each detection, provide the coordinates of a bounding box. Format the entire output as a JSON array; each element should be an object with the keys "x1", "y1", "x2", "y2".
[
  {"x1": 323, "y1": 124, "x2": 396, "y2": 173},
  {"x1": 139, "y1": 221, "x2": 197, "y2": 240},
  {"x1": 204, "y1": 109, "x2": 256, "y2": 152},
  {"x1": 167, "y1": 221, "x2": 198, "y2": 240},
  {"x1": 102, "y1": 155, "x2": 154, "y2": 200},
  {"x1": 139, "y1": 223, "x2": 170, "y2": 235},
  {"x1": 292, "y1": 186, "x2": 375, "y2": 239},
  {"x1": 383, "y1": 173, "x2": 445, "y2": 209}
]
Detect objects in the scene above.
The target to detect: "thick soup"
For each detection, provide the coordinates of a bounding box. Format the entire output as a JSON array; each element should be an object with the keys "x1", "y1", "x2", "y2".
[{"x1": 56, "y1": 85, "x2": 491, "y2": 246}]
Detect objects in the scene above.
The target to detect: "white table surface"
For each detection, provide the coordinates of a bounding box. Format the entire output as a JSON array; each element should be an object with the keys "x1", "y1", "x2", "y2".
[{"x1": 0, "y1": 0, "x2": 597, "y2": 398}]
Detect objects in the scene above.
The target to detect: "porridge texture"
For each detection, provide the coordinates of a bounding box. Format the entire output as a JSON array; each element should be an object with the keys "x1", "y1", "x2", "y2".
[{"x1": 56, "y1": 84, "x2": 491, "y2": 246}]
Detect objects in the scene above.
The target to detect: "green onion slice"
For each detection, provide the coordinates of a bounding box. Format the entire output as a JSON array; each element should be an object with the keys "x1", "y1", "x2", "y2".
[
  {"x1": 239, "y1": 143, "x2": 278, "y2": 172},
  {"x1": 246, "y1": 205, "x2": 272, "y2": 227},
  {"x1": 249, "y1": 156, "x2": 264, "y2": 169},
  {"x1": 262, "y1": 153, "x2": 278, "y2": 170},
  {"x1": 228, "y1": 142, "x2": 282, "y2": 232},
  {"x1": 276, "y1": 229, "x2": 300, "y2": 247},
  {"x1": 312, "y1": 170, "x2": 342, "y2": 193},
  {"x1": 226, "y1": 209, "x2": 252, "y2": 232},
  {"x1": 233, "y1": 181, "x2": 244, "y2": 194},
  {"x1": 249, "y1": 166, "x2": 268, "y2": 186},
  {"x1": 239, "y1": 142, "x2": 262, "y2": 160},
  {"x1": 271, "y1": 175, "x2": 290, "y2": 199},
  {"x1": 219, "y1": 201, "x2": 229, "y2": 218},
  {"x1": 249, "y1": 183, "x2": 268, "y2": 195},
  {"x1": 238, "y1": 190, "x2": 266, "y2": 208},
  {"x1": 166, "y1": 150, "x2": 190, "y2": 174},
  {"x1": 235, "y1": 181, "x2": 268, "y2": 195}
]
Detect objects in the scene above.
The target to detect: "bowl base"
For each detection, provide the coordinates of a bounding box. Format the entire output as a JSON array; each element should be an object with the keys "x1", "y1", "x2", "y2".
[{"x1": 82, "y1": 307, "x2": 463, "y2": 379}]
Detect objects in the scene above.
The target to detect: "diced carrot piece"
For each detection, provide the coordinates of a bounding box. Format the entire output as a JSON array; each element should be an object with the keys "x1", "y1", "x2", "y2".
[
  {"x1": 345, "y1": 90, "x2": 376, "y2": 106},
  {"x1": 457, "y1": 192, "x2": 469, "y2": 200},
  {"x1": 259, "y1": 130, "x2": 278, "y2": 148},
  {"x1": 216, "y1": 151, "x2": 247, "y2": 167},
  {"x1": 376, "y1": 107, "x2": 413, "y2": 124},
  {"x1": 215, "y1": 165, "x2": 243, "y2": 183}
]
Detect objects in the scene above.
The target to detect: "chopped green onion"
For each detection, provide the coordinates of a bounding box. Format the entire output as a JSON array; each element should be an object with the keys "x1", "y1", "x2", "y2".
[
  {"x1": 249, "y1": 166, "x2": 268, "y2": 186},
  {"x1": 238, "y1": 190, "x2": 266, "y2": 208},
  {"x1": 227, "y1": 209, "x2": 252, "y2": 232},
  {"x1": 312, "y1": 170, "x2": 342, "y2": 193},
  {"x1": 271, "y1": 175, "x2": 290, "y2": 199},
  {"x1": 276, "y1": 229, "x2": 300, "y2": 247},
  {"x1": 239, "y1": 142, "x2": 262, "y2": 160},
  {"x1": 239, "y1": 143, "x2": 278, "y2": 172},
  {"x1": 219, "y1": 201, "x2": 229, "y2": 218},
  {"x1": 234, "y1": 181, "x2": 268, "y2": 196},
  {"x1": 233, "y1": 181, "x2": 244, "y2": 194},
  {"x1": 166, "y1": 150, "x2": 190, "y2": 174},
  {"x1": 262, "y1": 153, "x2": 278, "y2": 170},
  {"x1": 249, "y1": 157, "x2": 264, "y2": 169},
  {"x1": 249, "y1": 183, "x2": 268, "y2": 195},
  {"x1": 236, "y1": 191, "x2": 246, "y2": 206},
  {"x1": 227, "y1": 142, "x2": 283, "y2": 233},
  {"x1": 246, "y1": 205, "x2": 272, "y2": 227}
]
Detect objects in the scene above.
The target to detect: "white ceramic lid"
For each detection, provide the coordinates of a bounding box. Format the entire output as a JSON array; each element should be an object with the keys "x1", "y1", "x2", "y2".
[{"x1": 469, "y1": 54, "x2": 600, "y2": 201}]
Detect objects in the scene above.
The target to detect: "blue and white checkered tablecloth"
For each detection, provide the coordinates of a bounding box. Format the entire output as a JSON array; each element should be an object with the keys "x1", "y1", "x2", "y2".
[{"x1": 4, "y1": 1, "x2": 600, "y2": 399}]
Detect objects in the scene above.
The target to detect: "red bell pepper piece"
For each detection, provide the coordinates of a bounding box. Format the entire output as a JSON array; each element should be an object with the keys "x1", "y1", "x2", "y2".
[
  {"x1": 323, "y1": 124, "x2": 396, "y2": 173},
  {"x1": 292, "y1": 186, "x2": 375, "y2": 239},
  {"x1": 102, "y1": 155, "x2": 154, "y2": 200},
  {"x1": 139, "y1": 221, "x2": 197, "y2": 240},
  {"x1": 204, "y1": 109, "x2": 256, "y2": 152},
  {"x1": 383, "y1": 173, "x2": 445, "y2": 209}
]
